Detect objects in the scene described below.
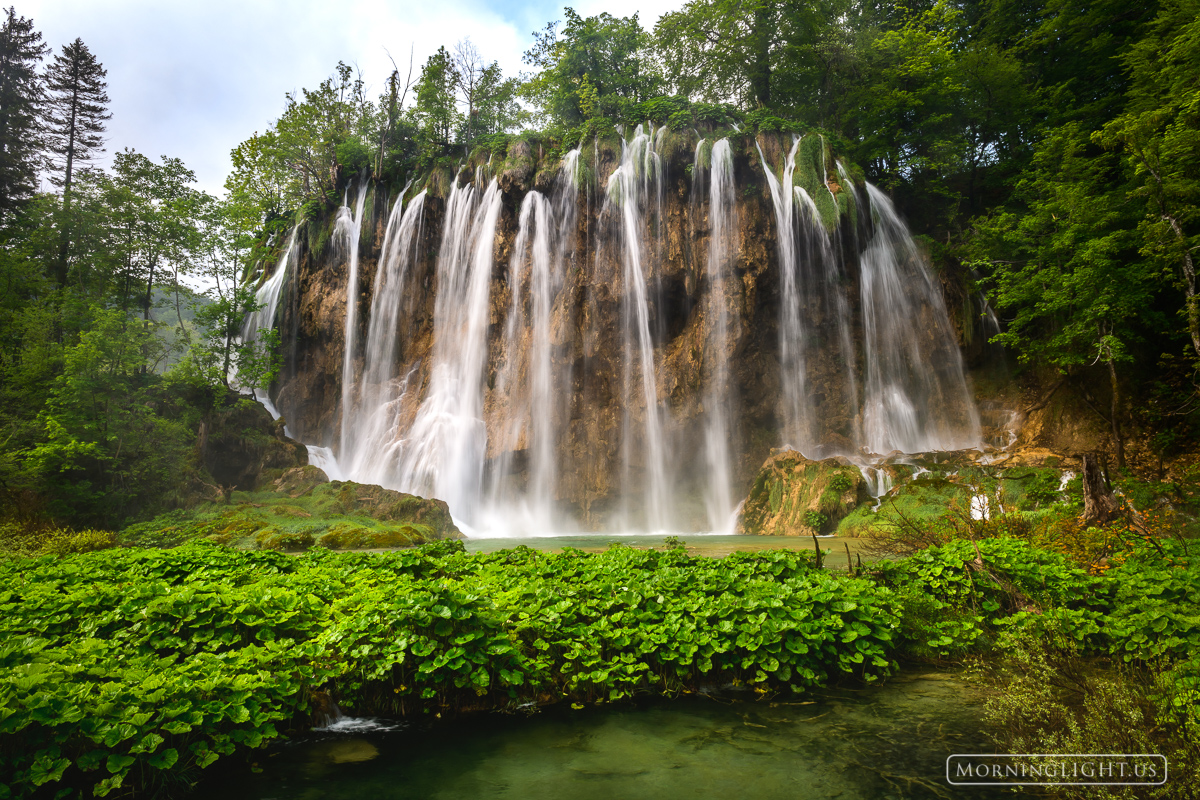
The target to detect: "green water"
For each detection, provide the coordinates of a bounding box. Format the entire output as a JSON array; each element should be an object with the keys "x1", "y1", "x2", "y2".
[
  {"x1": 463, "y1": 534, "x2": 878, "y2": 565},
  {"x1": 209, "y1": 670, "x2": 1013, "y2": 799}
]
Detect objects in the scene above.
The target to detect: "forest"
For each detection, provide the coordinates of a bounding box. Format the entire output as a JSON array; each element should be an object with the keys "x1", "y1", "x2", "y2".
[
  {"x1": 0, "y1": 0, "x2": 1198, "y2": 528},
  {"x1": 1, "y1": 0, "x2": 1199, "y2": 797}
]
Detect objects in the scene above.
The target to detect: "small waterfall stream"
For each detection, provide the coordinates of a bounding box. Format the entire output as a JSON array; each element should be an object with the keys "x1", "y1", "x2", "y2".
[
  {"x1": 389, "y1": 178, "x2": 504, "y2": 524},
  {"x1": 701, "y1": 139, "x2": 738, "y2": 533},
  {"x1": 606, "y1": 125, "x2": 671, "y2": 531},
  {"x1": 342, "y1": 187, "x2": 425, "y2": 485},
  {"x1": 859, "y1": 184, "x2": 981, "y2": 454},
  {"x1": 336, "y1": 181, "x2": 370, "y2": 456}
]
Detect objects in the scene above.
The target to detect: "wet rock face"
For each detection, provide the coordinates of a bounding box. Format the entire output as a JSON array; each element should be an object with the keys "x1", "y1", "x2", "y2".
[
  {"x1": 197, "y1": 397, "x2": 308, "y2": 491},
  {"x1": 736, "y1": 450, "x2": 866, "y2": 536},
  {"x1": 265, "y1": 134, "x2": 921, "y2": 529}
]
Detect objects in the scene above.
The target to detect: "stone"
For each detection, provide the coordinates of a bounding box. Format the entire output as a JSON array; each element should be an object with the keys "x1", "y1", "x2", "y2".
[
  {"x1": 312, "y1": 481, "x2": 462, "y2": 540},
  {"x1": 274, "y1": 465, "x2": 330, "y2": 497},
  {"x1": 197, "y1": 395, "x2": 308, "y2": 492},
  {"x1": 736, "y1": 450, "x2": 866, "y2": 536}
]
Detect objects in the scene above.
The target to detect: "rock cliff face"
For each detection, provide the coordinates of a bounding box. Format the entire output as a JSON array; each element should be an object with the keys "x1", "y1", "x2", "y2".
[{"x1": 259, "y1": 131, "x2": 981, "y2": 531}]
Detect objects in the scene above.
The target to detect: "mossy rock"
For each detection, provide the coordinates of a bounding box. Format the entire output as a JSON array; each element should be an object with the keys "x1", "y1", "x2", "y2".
[
  {"x1": 197, "y1": 395, "x2": 307, "y2": 491},
  {"x1": 736, "y1": 450, "x2": 866, "y2": 535},
  {"x1": 256, "y1": 529, "x2": 315, "y2": 552},
  {"x1": 274, "y1": 465, "x2": 330, "y2": 498},
  {"x1": 124, "y1": 474, "x2": 461, "y2": 551},
  {"x1": 319, "y1": 523, "x2": 427, "y2": 550},
  {"x1": 310, "y1": 482, "x2": 459, "y2": 539}
]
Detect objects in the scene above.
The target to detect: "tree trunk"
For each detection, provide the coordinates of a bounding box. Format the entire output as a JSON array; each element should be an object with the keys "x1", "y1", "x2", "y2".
[
  {"x1": 1106, "y1": 357, "x2": 1125, "y2": 470},
  {"x1": 55, "y1": 78, "x2": 80, "y2": 288},
  {"x1": 1082, "y1": 453, "x2": 1119, "y2": 525},
  {"x1": 1165, "y1": 214, "x2": 1200, "y2": 361}
]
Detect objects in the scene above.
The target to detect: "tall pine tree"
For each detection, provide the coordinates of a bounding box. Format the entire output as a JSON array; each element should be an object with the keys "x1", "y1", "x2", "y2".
[
  {"x1": 44, "y1": 37, "x2": 109, "y2": 286},
  {"x1": 0, "y1": 7, "x2": 46, "y2": 224}
]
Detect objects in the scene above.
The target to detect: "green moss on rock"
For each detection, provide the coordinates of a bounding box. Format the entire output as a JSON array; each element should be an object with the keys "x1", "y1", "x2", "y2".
[{"x1": 736, "y1": 450, "x2": 866, "y2": 535}]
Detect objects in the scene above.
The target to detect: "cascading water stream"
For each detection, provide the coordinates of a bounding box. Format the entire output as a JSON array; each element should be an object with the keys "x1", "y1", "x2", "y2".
[
  {"x1": 606, "y1": 125, "x2": 670, "y2": 531},
  {"x1": 341, "y1": 186, "x2": 425, "y2": 484},
  {"x1": 389, "y1": 177, "x2": 504, "y2": 524},
  {"x1": 757, "y1": 140, "x2": 980, "y2": 500},
  {"x1": 793, "y1": 183, "x2": 861, "y2": 453},
  {"x1": 859, "y1": 184, "x2": 981, "y2": 454},
  {"x1": 757, "y1": 137, "x2": 814, "y2": 452},
  {"x1": 336, "y1": 180, "x2": 370, "y2": 456},
  {"x1": 241, "y1": 227, "x2": 297, "y2": 346},
  {"x1": 239, "y1": 229, "x2": 348, "y2": 478},
  {"x1": 701, "y1": 139, "x2": 739, "y2": 533},
  {"x1": 477, "y1": 150, "x2": 582, "y2": 533}
]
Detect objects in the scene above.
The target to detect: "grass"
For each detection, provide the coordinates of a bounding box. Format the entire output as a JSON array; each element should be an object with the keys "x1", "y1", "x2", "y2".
[{"x1": 119, "y1": 482, "x2": 442, "y2": 551}]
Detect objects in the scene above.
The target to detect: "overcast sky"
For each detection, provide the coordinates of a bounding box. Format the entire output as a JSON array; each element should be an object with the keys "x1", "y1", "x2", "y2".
[{"x1": 23, "y1": 0, "x2": 684, "y2": 195}]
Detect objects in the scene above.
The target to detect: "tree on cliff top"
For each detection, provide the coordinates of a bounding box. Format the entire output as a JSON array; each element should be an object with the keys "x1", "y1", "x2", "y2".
[{"x1": 522, "y1": 9, "x2": 656, "y2": 127}]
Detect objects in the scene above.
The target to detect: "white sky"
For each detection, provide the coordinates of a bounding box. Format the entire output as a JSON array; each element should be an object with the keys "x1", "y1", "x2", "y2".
[{"x1": 24, "y1": 0, "x2": 684, "y2": 195}]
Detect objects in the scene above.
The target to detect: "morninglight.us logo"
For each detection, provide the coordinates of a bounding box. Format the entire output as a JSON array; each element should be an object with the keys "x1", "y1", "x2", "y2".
[{"x1": 946, "y1": 754, "x2": 1168, "y2": 787}]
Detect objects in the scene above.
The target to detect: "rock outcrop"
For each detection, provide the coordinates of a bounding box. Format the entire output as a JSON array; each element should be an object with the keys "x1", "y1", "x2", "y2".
[
  {"x1": 736, "y1": 451, "x2": 866, "y2": 536},
  {"x1": 197, "y1": 397, "x2": 308, "y2": 492}
]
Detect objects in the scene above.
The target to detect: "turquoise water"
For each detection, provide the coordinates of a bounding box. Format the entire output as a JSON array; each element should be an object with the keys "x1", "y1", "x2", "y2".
[{"x1": 208, "y1": 670, "x2": 1011, "y2": 799}]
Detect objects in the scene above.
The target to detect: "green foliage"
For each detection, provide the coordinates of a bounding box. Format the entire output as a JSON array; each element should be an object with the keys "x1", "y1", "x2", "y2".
[
  {"x1": 0, "y1": 8, "x2": 48, "y2": 222},
  {"x1": 414, "y1": 47, "x2": 459, "y2": 153},
  {"x1": 829, "y1": 473, "x2": 854, "y2": 493},
  {"x1": 522, "y1": 10, "x2": 657, "y2": 128},
  {"x1": 3, "y1": 526, "x2": 1196, "y2": 800},
  {"x1": 1095, "y1": 0, "x2": 1200, "y2": 365},
  {"x1": 12, "y1": 308, "x2": 202, "y2": 527},
  {"x1": 983, "y1": 625, "x2": 1200, "y2": 795},
  {"x1": 0, "y1": 522, "x2": 117, "y2": 556},
  {"x1": 974, "y1": 123, "x2": 1154, "y2": 372}
]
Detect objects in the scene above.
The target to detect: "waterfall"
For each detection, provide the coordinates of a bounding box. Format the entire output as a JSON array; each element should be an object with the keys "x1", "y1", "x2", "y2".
[
  {"x1": 758, "y1": 138, "x2": 813, "y2": 451},
  {"x1": 793, "y1": 184, "x2": 862, "y2": 454},
  {"x1": 860, "y1": 184, "x2": 981, "y2": 454},
  {"x1": 239, "y1": 228, "x2": 348, "y2": 478},
  {"x1": 336, "y1": 180, "x2": 370, "y2": 456},
  {"x1": 605, "y1": 125, "x2": 671, "y2": 531},
  {"x1": 241, "y1": 227, "x2": 297, "y2": 344},
  {"x1": 701, "y1": 139, "x2": 739, "y2": 533},
  {"x1": 389, "y1": 177, "x2": 504, "y2": 521},
  {"x1": 757, "y1": 140, "x2": 978, "y2": 461},
  {"x1": 257, "y1": 130, "x2": 987, "y2": 536},
  {"x1": 341, "y1": 186, "x2": 425, "y2": 484}
]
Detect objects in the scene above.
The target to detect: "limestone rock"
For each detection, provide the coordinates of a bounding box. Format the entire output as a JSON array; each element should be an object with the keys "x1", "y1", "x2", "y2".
[
  {"x1": 736, "y1": 450, "x2": 866, "y2": 536},
  {"x1": 197, "y1": 396, "x2": 307, "y2": 492},
  {"x1": 273, "y1": 465, "x2": 330, "y2": 497},
  {"x1": 314, "y1": 481, "x2": 462, "y2": 540}
]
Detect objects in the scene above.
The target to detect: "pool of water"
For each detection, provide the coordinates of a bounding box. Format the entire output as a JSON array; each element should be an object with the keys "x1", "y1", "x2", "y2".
[
  {"x1": 207, "y1": 670, "x2": 1009, "y2": 799},
  {"x1": 463, "y1": 534, "x2": 878, "y2": 565}
]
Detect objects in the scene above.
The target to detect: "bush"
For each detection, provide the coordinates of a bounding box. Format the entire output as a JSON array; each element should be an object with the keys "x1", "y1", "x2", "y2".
[{"x1": 0, "y1": 522, "x2": 118, "y2": 557}]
